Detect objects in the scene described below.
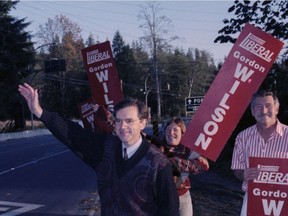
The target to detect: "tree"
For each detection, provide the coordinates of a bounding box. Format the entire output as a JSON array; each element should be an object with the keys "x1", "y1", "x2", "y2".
[
  {"x1": 215, "y1": 0, "x2": 288, "y2": 120},
  {"x1": 112, "y1": 31, "x2": 125, "y2": 57},
  {"x1": 215, "y1": 0, "x2": 288, "y2": 58},
  {"x1": 36, "y1": 14, "x2": 89, "y2": 117},
  {"x1": 162, "y1": 48, "x2": 191, "y2": 117},
  {"x1": 0, "y1": 0, "x2": 34, "y2": 130},
  {"x1": 189, "y1": 49, "x2": 217, "y2": 96},
  {"x1": 37, "y1": 14, "x2": 82, "y2": 45},
  {"x1": 85, "y1": 33, "x2": 96, "y2": 47},
  {"x1": 161, "y1": 48, "x2": 217, "y2": 117},
  {"x1": 214, "y1": 0, "x2": 288, "y2": 163},
  {"x1": 138, "y1": 1, "x2": 178, "y2": 119},
  {"x1": 130, "y1": 40, "x2": 150, "y2": 105},
  {"x1": 112, "y1": 31, "x2": 145, "y2": 99}
]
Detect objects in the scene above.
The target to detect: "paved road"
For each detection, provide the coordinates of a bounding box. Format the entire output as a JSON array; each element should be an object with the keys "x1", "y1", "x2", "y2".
[
  {"x1": 0, "y1": 126, "x2": 244, "y2": 216},
  {"x1": 0, "y1": 135, "x2": 100, "y2": 216}
]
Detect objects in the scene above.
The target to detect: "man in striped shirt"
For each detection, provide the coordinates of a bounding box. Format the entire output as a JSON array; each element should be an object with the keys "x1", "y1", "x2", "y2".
[{"x1": 231, "y1": 89, "x2": 288, "y2": 216}]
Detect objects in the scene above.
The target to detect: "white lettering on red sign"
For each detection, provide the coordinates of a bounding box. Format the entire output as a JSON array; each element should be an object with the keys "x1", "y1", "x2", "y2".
[
  {"x1": 262, "y1": 199, "x2": 284, "y2": 216},
  {"x1": 194, "y1": 63, "x2": 255, "y2": 150},
  {"x1": 87, "y1": 50, "x2": 110, "y2": 64},
  {"x1": 81, "y1": 103, "x2": 93, "y2": 114},
  {"x1": 233, "y1": 51, "x2": 266, "y2": 72},
  {"x1": 253, "y1": 188, "x2": 286, "y2": 216},
  {"x1": 82, "y1": 110, "x2": 95, "y2": 119},
  {"x1": 95, "y1": 69, "x2": 114, "y2": 107},
  {"x1": 86, "y1": 115, "x2": 95, "y2": 131},
  {"x1": 253, "y1": 188, "x2": 287, "y2": 199},
  {"x1": 96, "y1": 70, "x2": 108, "y2": 82},
  {"x1": 89, "y1": 63, "x2": 113, "y2": 73},
  {"x1": 239, "y1": 33, "x2": 274, "y2": 62},
  {"x1": 254, "y1": 165, "x2": 288, "y2": 186}
]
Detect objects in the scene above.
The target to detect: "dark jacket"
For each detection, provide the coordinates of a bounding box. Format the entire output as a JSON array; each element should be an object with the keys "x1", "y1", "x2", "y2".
[{"x1": 41, "y1": 110, "x2": 179, "y2": 215}]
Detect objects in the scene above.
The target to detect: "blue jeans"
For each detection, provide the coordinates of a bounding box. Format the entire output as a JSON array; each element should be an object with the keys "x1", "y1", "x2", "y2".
[{"x1": 179, "y1": 190, "x2": 193, "y2": 216}]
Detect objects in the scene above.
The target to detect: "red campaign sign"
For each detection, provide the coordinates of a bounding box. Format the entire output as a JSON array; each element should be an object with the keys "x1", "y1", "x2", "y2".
[
  {"x1": 248, "y1": 157, "x2": 288, "y2": 216},
  {"x1": 78, "y1": 98, "x2": 114, "y2": 134},
  {"x1": 81, "y1": 41, "x2": 124, "y2": 112},
  {"x1": 181, "y1": 23, "x2": 284, "y2": 161}
]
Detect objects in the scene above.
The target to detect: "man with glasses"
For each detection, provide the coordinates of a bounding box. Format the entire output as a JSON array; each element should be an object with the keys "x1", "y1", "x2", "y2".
[
  {"x1": 18, "y1": 83, "x2": 179, "y2": 216},
  {"x1": 231, "y1": 89, "x2": 288, "y2": 216}
]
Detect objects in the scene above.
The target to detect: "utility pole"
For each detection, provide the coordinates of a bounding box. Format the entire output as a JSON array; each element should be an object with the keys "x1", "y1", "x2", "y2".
[
  {"x1": 153, "y1": 33, "x2": 161, "y2": 120},
  {"x1": 144, "y1": 74, "x2": 151, "y2": 107}
]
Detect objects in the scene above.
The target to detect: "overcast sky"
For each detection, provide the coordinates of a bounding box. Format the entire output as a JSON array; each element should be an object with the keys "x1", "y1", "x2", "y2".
[{"x1": 11, "y1": 0, "x2": 236, "y2": 64}]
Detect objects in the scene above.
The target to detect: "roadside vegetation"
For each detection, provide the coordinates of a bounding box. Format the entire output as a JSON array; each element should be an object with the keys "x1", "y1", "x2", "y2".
[{"x1": 1, "y1": 0, "x2": 287, "y2": 133}]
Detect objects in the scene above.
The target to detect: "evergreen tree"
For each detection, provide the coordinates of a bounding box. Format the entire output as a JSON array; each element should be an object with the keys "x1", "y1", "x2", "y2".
[
  {"x1": 112, "y1": 31, "x2": 125, "y2": 58},
  {"x1": 112, "y1": 31, "x2": 140, "y2": 98},
  {"x1": 191, "y1": 49, "x2": 216, "y2": 96},
  {"x1": 85, "y1": 33, "x2": 96, "y2": 47},
  {"x1": 0, "y1": 0, "x2": 34, "y2": 130},
  {"x1": 130, "y1": 41, "x2": 150, "y2": 105},
  {"x1": 162, "y1": 48, "x2": 191, "y2": 117}
]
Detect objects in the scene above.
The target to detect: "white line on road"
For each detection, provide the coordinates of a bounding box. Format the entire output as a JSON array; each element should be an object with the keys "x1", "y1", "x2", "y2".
[
  {"x1": 0, "y1": 201, "x2": 43, "y2": 216},
  {"x1": 0, "y1": 150, "x2": 69, "y2": 175}
]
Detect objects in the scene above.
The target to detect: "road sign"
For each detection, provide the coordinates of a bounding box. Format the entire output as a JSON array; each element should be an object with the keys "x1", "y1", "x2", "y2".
[{"x1": 185, "y1": 96, "x2": 204, "y2": 112}]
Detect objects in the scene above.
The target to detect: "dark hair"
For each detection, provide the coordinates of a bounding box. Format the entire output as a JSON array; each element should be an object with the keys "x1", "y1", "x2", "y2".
[
  {"x1": 164, "y1": 117, "x2": 186, "y2": 134},
  {"x1": 251, "y1": 89, "x2": 279, "y2": 108},
  {"x1": 113, "y1": 97, "x2": 149, "y2": 120}
]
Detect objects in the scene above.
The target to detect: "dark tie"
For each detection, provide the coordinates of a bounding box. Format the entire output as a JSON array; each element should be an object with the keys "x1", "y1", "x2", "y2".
[{"x1": 123, "y1": 148, "x2": 128, "y2": 160}]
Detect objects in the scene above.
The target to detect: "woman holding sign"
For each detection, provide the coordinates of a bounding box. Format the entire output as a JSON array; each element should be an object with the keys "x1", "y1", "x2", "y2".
[{"x1": 147, "y1": 117, "x2": 209, "y2": 216}]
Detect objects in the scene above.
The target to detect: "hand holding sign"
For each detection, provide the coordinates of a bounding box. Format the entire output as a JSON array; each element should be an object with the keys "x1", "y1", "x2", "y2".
[{"x1": 181, "y1": 23, "x2": 284, "y2": 161}]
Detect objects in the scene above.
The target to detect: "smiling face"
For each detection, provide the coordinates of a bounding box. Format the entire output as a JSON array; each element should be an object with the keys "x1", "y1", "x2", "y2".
[
  {"x1": 114, "y1": 106, "x2": 147, "y2": 146},
  {"x1": 165, "y1": 122, "x2": 183, "y2": 146},
  {"x1": 251, "y1": 95, "x2": 279, "y2": 129}
]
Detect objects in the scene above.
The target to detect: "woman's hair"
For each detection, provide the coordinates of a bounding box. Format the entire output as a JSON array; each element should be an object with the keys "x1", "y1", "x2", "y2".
[{"x1": 164, "y1": 117, "x2": 186, "y2": 134}]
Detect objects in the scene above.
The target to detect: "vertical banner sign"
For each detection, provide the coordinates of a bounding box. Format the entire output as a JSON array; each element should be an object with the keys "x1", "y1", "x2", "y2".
[
  {"x1": 248, "y1": 157, "x2": 288, "y2": 216},
  {"x1": 78, "y1": 98, "x2": 114, "y2": 134},
  {"x1": 79, "y1": 98, "x2": 97, "y2": 131},
  {"x1": 181, "y1": 23, "x2": 284, "y2": 161},
  {"x1": 81, "y1": 41, "x2": 123, "y2": 112}
]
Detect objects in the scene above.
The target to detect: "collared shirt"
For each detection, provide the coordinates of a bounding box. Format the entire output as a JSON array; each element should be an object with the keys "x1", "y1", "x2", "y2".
[
  {"x1": 122, "y1": 136, "x2": 143, "y2": 159},
  {"x1": 231, "y1": 120, "x2": 288, "y2": 191}
]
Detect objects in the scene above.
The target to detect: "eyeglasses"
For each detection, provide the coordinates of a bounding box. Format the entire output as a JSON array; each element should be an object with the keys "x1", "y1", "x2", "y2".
[{"x1": 115, "y1": 118, "x2": 141, "y2": 125}]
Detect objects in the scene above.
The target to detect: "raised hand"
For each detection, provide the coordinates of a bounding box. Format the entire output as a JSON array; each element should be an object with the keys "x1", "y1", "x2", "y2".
[{"x1": 18, "y1": 83, "x2": 43, "y2": 118}]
